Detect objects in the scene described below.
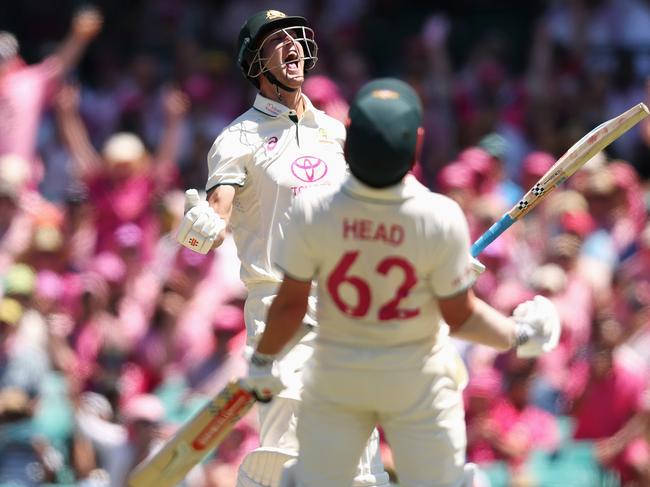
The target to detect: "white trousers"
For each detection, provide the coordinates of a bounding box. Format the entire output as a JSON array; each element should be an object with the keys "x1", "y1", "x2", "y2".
[
  {"x1": 238, "y1": 286, "x2": 389, "y2": 487},
  {"x1": 294, "y1": 341, "x2": 468, "y2": 487}
]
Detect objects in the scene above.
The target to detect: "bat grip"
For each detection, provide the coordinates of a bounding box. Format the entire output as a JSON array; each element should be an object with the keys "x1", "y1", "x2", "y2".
[{"x1": 471, "y1": 214, "x2": 515, "y2": 257}]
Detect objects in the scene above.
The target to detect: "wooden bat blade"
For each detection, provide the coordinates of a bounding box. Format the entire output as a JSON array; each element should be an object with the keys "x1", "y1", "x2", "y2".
[
  {"x1": 471, "y1": 102, "x2": 649, "y2": 257},
  {"x1": 128, "y1": 380, "x2": 256, "y2": 487},
  {"x1": 511, "y1": 102, "x2": 649, "y2": 220}
]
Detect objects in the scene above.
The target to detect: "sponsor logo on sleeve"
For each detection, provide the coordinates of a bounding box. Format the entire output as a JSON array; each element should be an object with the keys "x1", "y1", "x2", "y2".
[{"x1": 266, "y1": 136, "x2": 278, "y2": 151}]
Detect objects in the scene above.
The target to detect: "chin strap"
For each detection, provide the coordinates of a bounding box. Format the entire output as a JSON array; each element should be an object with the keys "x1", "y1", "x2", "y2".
[{"x1": 264, "y1": 70, "x2": 297, "y2": 94}]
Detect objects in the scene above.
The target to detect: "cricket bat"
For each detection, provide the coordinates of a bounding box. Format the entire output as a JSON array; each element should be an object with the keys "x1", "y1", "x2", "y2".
[
  {"x1": 127, "y1": 379, "x2": 256, "y2": 487},
  {"x1": 471, "y1": 102, "x2": 650, "y2": 257}
]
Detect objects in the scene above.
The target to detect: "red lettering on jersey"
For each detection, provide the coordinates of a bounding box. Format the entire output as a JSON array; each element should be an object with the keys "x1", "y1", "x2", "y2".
[
  {"x1": 374, "y1": 223, "x2": 387, "y2": 241},
  {"x1": 342, "y1": 218, "x2": 404, "y2": 246},
  {"x1": 389, "y1": 225, "x2": 404, "y2": 245},
  {"x1": 342, "y1": 218, "x2": 358, "y2": 239},
  {"x1": 360, "y1": 219, "x2": 372, "y2": 239},
  {"x1": 291, "y1": 182, "x2": 332, "y2": 196}
]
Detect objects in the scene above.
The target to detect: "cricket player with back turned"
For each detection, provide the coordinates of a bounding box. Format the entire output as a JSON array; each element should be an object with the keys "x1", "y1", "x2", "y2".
[
  {"x1": 175, "y1": 9, "x2": 389, "y2": 487},
  {"x1": 247, "y1": 78, "x2": 562, "y2": 487}
]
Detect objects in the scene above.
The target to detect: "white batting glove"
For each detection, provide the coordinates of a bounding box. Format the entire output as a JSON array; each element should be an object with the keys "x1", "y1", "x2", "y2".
[
  {"x1": 512, "y1": 295, "x2": 561, "y2": 358},
  {"x1": 242, "y1": 351, "x2": 285, "y2": 403},
  {"x1": 176, "y1": 189, "x2": 226, "y2": 254}
]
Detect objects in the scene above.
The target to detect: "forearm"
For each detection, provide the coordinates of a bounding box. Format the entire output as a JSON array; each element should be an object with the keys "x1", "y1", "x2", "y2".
[
  {"x1": 450, "y1": 297, "x2": 518, "y2": 351},
  {"x1": 154, "y1": 90, "x2": 189, "y2": 187},
  {"x1": 154, "y1": 119, "x2": 182, "y2": 179},
  {"x1": 207, "y1": 186, "x2": 234, "y2": 248},
  {"x1": 256, "y1": 298, "x2": 308, "y2": 356},
  {"x1": 55, "y1": 9, "x2": 103, "y2": 75},
  {"x1": 54, "y1": 33, "x2": 92, "y2": 75},
  {"x1": 56, "y1": 106, "x2": 101, "y2": 177}
]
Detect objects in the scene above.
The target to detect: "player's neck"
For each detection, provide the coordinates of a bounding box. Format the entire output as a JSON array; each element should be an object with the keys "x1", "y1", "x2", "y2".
[
  {"x1": 285, "y1": 90, "x2": 305, "y2": 118},
  {"x1": 262, "y1": 85, "x2": 305, "y2": 118}
]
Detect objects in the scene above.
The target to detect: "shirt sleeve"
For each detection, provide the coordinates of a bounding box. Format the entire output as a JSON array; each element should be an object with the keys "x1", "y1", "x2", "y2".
[
  {"x1": 205, "y1": 129, "x2": 250, "y2": 191},
  {"x1": 429, "y1": 198, "x2": 476, "y2": 298},
  {"x1": 274, "y1": 197, "x2": 316, "y2": 281}
]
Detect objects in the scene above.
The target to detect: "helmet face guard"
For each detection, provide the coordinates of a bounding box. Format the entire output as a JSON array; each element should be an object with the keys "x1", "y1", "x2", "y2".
[
  {"x1": 237, "y1": 11, "x2": 318, "y2": 88},
  {"x1": 245, "y1": 25, "x2": 318, "y2": 80}
]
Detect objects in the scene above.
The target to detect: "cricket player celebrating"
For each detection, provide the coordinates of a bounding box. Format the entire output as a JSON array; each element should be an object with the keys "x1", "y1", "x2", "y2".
[
  {"x1": 176, "y1": 9, "x2": 388, "y2": 487},
  {"x1": 246, "y1": 78, "x2": 561, "y2": 487}
]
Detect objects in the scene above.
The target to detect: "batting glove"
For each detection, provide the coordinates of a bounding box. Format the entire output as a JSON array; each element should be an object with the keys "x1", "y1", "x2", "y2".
[
  {"x1": 512, "y1": 295, "x2": 561, "y2": 358},
  {"x1": 243, "y1": 351, "x2": 285, "y2": 403},
  {"x1": 176, "y1": 189, "x2": 226, "y2": 254}
]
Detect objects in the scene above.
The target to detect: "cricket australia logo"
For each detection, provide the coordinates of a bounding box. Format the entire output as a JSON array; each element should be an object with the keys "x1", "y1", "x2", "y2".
[{"x1": 291, "y1": 156, "x2": 328, "y2": 182}]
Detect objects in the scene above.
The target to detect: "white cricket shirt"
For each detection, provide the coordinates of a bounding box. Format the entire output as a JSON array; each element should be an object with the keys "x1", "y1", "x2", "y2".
[
  {"x1": 206, "y1": 93, "x2": 347, "y2": 287},
  {"x1": 276, "y1": 175, "x2": 477, "y2": 367}
]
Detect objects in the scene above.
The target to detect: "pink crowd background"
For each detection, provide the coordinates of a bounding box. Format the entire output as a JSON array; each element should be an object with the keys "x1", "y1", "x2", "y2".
[{"x1": 2, "y1": 1, "x2": 650, "y2": 486}]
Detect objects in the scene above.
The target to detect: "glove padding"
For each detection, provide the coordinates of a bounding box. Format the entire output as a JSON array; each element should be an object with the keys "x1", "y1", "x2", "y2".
[
  {"x1": 176, "y1": 189, "x2": 226, "y2": 254},
  {"x1": 242, "y1": 353, "x2": 285, "y2": 403},
  {"x1": 512, "y1": 295, "x2": 561, "y2": 358}
]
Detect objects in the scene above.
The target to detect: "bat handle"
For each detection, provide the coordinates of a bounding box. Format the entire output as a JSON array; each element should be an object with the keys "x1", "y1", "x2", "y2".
[{"x1": 471, "y1": 214, "x2": 515, "y2": 257}]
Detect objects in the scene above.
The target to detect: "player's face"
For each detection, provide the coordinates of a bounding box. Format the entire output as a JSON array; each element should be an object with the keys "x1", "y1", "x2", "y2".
[{"x1": 260, "y1": 29, "x2": 305, "y2": 88}]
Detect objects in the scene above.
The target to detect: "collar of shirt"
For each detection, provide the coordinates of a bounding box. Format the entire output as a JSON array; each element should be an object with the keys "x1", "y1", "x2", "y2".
[
  {"x1": 341, "y1": 174, "x2": 419, "y2": 203},
  {"x1": 252, "y1": 93, "x2": 317, "y2": 121}
]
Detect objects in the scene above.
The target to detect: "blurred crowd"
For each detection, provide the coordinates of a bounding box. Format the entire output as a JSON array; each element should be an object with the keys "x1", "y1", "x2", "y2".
[{"x1": 2, "y1": 0, "x2": 650, "y2": 486}]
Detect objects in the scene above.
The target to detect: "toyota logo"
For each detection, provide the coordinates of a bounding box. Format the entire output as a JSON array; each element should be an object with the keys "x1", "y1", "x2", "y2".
[{"x1": 291, "y1": 156, "x2": 328, "y2": 182}]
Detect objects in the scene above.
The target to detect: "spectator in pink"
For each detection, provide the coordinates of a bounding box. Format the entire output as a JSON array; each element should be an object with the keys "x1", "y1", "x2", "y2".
[
  {"x1": 55, "y1": 84, "x2": 189, "y2": 263},
  {"x1": 465, "y1": 367, "x2": 503, "y2": 464},
  {"x1": 566, "y1": 315, "x2": 648, "y2": 483},
  {"x1": 436, "y1": 160, "x2": 477, "y2": 211},
  {"x1": 607, "y1": 161, "x2": 647, "y2": 257},
  {"x1": 186, "y1": 303, "x2": 247, "y2": 396},
  {"x1": 466, "y1": 362, "x2": 560, "y2": 472},
  {"x1": 0, "y1": 9, "x2": 102, "y2": 181},
  {"x1": 132, "y1": 289, "x2": 186, "y2": 391},
  {"x1": 161, "y1": 248, "x2": 224, "y2": 372},
  {"x1": 612, "y1": 223, "x2": 650, "y2": 377}
]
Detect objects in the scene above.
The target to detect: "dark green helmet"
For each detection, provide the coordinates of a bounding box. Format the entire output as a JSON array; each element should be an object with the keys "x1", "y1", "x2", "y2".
[
  {"x1": 237, "y1": 9, "x2": 318, "y2": 88},
  {"x1": 346, "y1": 78, "x2": 423, "y2": 188}
]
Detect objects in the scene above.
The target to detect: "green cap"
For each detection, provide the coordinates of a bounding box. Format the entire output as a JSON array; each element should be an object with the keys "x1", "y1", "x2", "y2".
[{"x1": 346, "y1": 78, "x2": 423, "y2": 188}]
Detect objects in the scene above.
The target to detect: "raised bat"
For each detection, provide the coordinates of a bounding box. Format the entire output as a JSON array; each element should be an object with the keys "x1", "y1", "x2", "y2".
[{"x1": 471, "y1": 102, "x2": 650, "y2": 257}]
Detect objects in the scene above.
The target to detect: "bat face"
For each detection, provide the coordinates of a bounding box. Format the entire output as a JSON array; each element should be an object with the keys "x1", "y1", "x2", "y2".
[
  {"x1": 191, "y1": 385, "x2": 254, "y2": 451},
  {"x1": 128, "y1": 380, "x2": 256, "y2": 487},
  {"x1": 510, "y1": 102, "x2": 649, "y2": 221}
]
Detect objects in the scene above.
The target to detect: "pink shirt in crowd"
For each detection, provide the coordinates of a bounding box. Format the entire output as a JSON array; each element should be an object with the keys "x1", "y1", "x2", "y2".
[
  {"x1": 86, "y1": 173, "x2": 158, "y2": 262},
  {"x1": 468, "y1": 398, "x2": 560, "y2": 467},
  {"x1": 0, "y1": 57, "x2": 62, "y2": 164},
  {"x1": 568, "y1": 356, "x2": 647, "y2": 440}
]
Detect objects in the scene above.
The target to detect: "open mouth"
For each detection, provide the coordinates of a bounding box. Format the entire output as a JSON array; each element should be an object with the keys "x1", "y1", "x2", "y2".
[{"x1": 284, "y1": 52, "x2": 300, "y2": 73}]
